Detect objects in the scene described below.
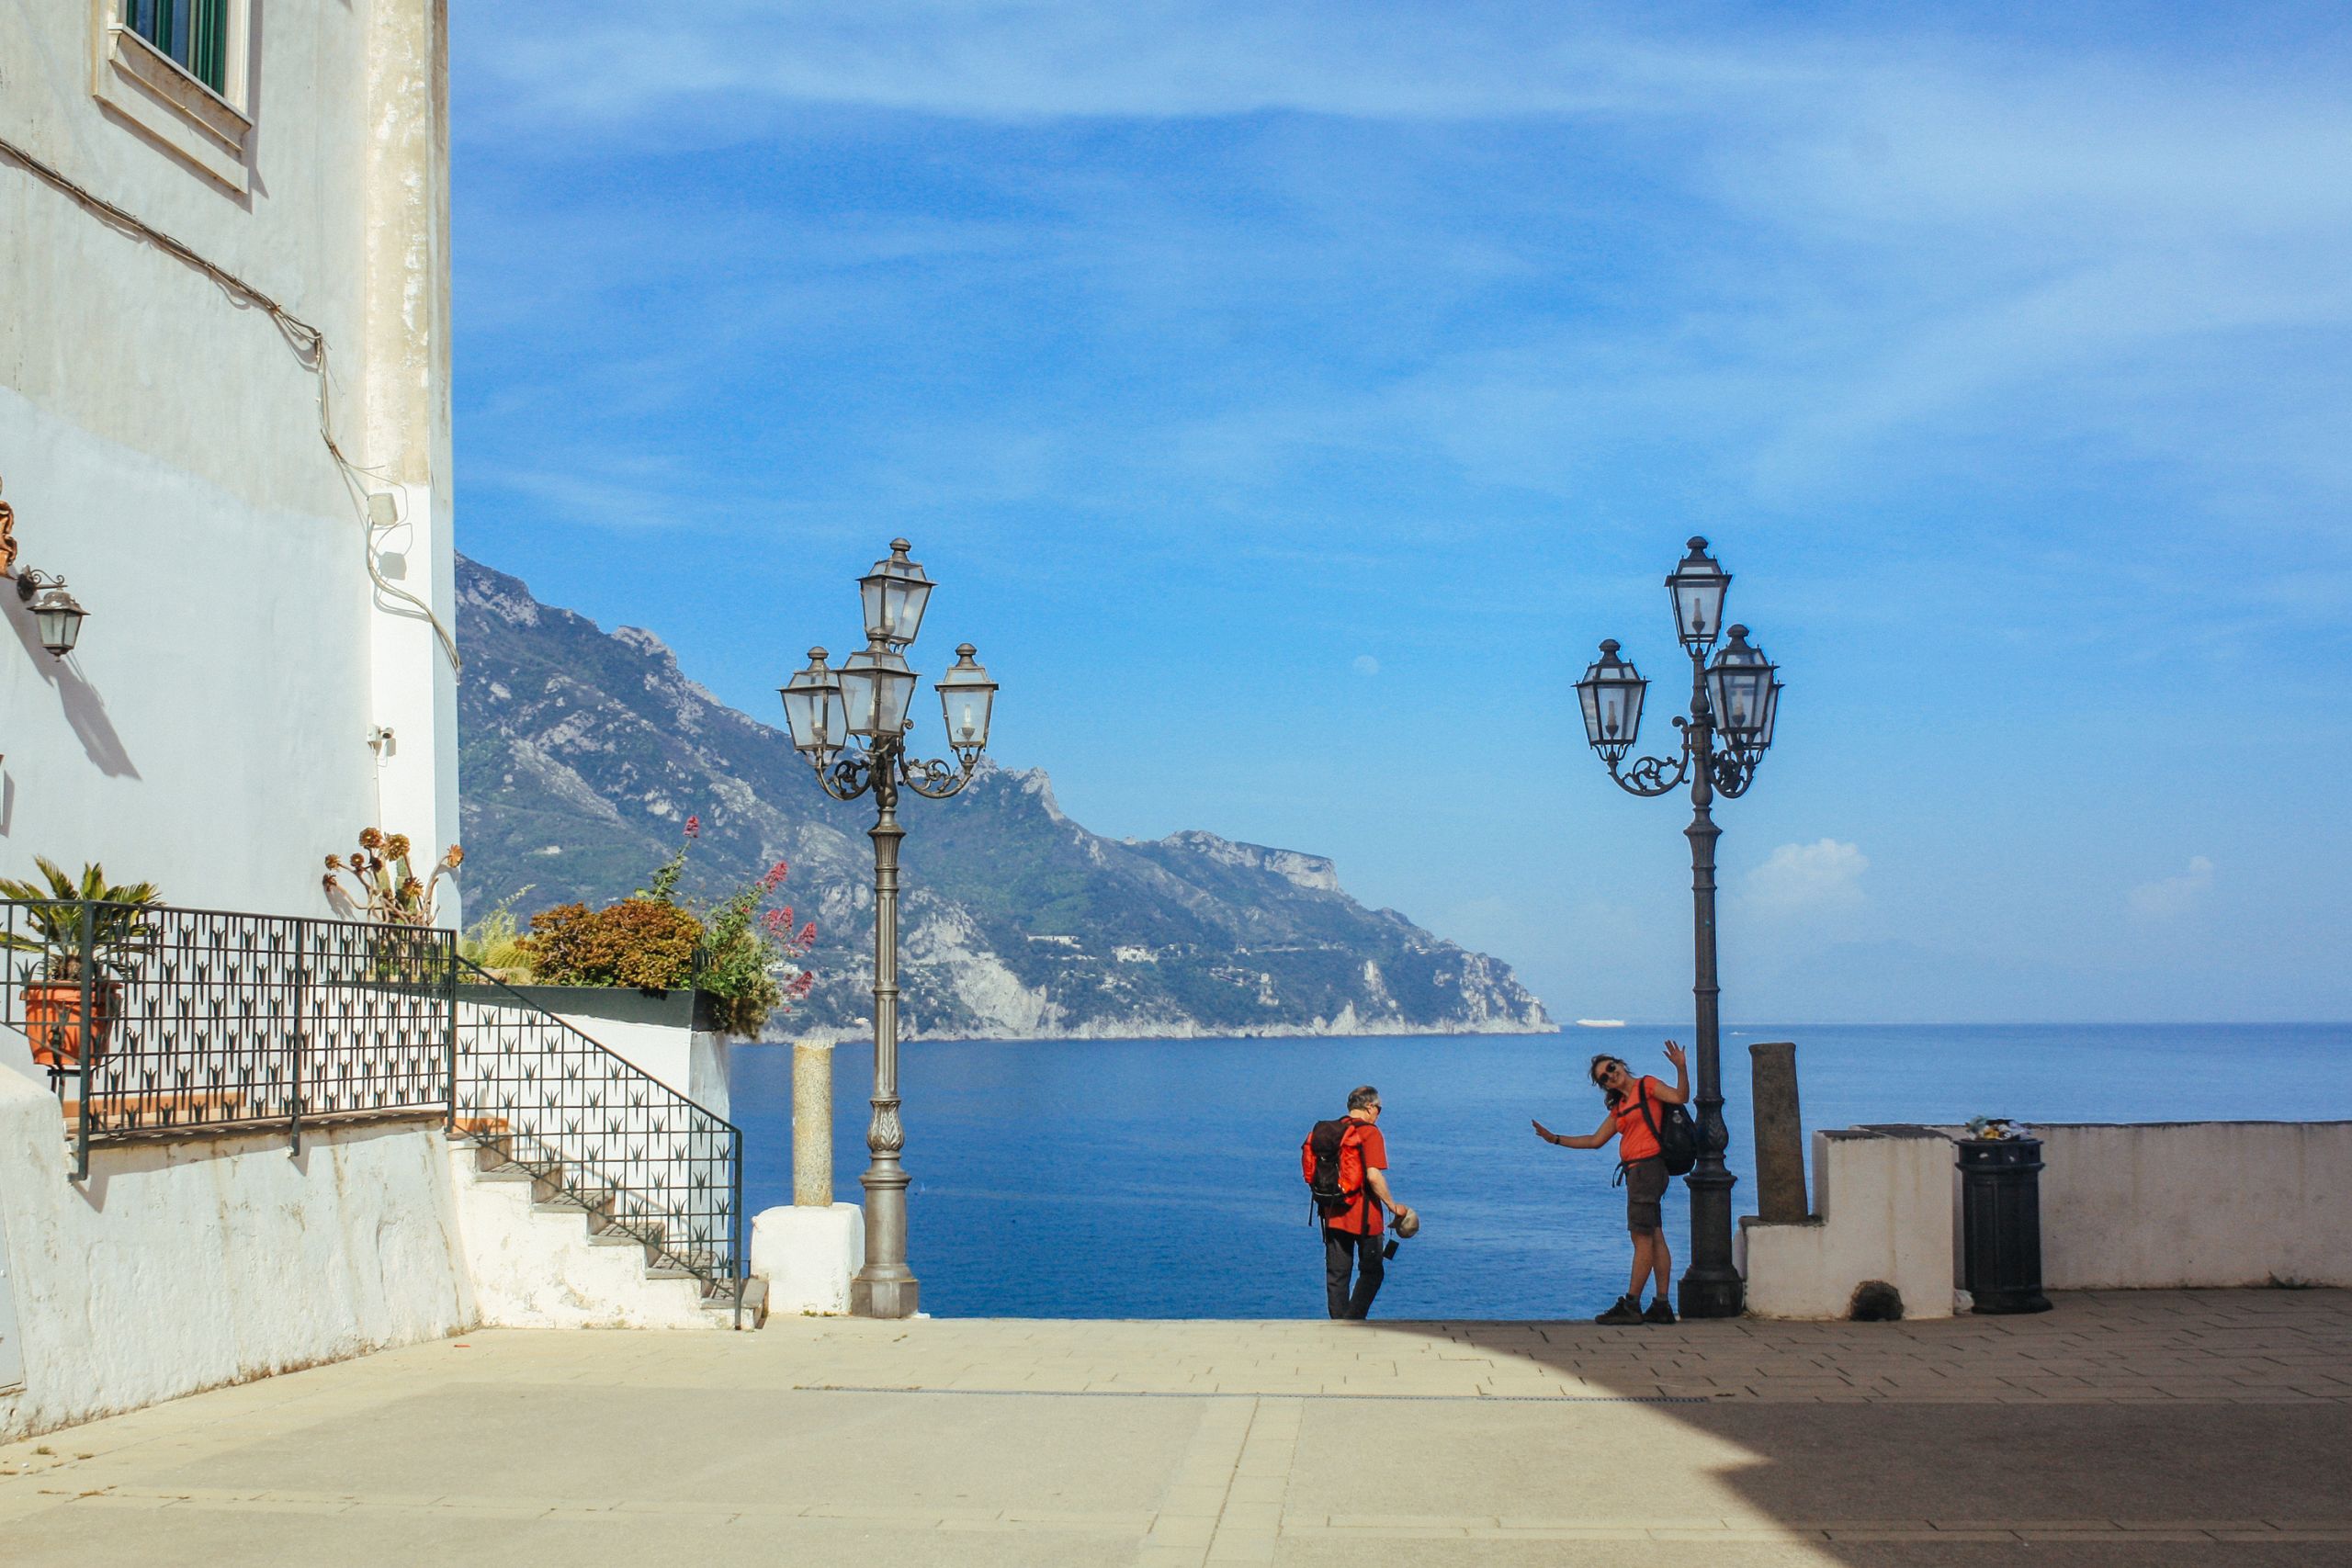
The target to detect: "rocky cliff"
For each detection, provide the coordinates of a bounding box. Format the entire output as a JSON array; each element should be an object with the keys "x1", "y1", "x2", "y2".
[{"x1": 456, "y1": 557, "x2": 1555, "y2": 1041}]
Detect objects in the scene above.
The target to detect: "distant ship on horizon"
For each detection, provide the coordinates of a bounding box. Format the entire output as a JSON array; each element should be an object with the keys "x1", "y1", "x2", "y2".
[{"x1": 1574, "y1": 1018, "x2": 1626, "y2": 1028}]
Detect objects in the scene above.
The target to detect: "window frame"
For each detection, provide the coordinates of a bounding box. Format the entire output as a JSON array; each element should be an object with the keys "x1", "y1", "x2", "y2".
[{"x1": 91, "y1": 0, "x2": 255, "y2": 193}]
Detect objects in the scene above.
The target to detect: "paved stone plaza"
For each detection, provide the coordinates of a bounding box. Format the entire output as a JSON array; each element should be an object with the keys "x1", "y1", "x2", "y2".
[{"x1": 2, "y1": 1290, "x2": 2347, "y2": 1566}]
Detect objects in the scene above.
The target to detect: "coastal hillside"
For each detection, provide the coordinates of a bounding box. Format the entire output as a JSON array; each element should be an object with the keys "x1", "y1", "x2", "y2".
[{"x1": 455, "y1": 557, "x2": 1555, "y2": 1040}]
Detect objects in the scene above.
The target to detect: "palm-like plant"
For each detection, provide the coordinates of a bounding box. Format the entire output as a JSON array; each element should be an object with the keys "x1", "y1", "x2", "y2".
[{"x1": 0, "y1": 856, "x2": 164, "y2": 981}]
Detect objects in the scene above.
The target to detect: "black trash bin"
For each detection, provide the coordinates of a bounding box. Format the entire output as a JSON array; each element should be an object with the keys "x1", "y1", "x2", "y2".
[{"x1": 1957, "y1": 1136, "x2": 2053, "y2": 1314}]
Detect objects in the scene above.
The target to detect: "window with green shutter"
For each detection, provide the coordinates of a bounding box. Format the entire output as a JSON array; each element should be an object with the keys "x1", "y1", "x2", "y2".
[{"x1": 124, "y1": 0, "x2": 229, "y2": 96}]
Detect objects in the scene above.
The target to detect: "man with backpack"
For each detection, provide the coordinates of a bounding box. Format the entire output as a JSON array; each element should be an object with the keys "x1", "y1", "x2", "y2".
[{"x1": 1303, "y1": 1086, "x2": 1415, "y2": 1320}]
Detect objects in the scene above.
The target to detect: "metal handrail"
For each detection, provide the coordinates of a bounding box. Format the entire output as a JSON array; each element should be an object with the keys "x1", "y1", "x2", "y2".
[
  {"x1": 0, "y1": 898, "x2": 456, "y2": 1179},
  {"x1": 0, "y1": 900, "x2": 748, "y2": 1321},
  {"x1": 453, "y1": 958, "x2": 746, "y2": 1323}
]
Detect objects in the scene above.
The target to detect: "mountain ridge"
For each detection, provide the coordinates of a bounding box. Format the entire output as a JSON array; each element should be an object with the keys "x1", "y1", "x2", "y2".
[{"x1": 455, "y1": 555, "x2": 1555, "y2": 1041}]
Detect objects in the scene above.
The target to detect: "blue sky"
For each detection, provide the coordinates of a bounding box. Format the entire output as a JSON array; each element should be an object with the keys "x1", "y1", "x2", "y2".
[{"x1": 450, "y1": 2, "x2": 2352, "y2": 1024}]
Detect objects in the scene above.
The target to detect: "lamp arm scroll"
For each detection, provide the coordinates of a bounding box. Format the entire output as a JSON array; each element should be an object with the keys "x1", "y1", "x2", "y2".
[
  {"x1": 814, "y1": 750, "x2": 879, "y2": 803},
  {"x1": 1710, "y1": 750, "x2": 1759, "y2": 798},
  {"x1": 1607, "y1": 735, "x2": 1692, "y2": 798},
  {"x1": 899, "y1": 749, "x2": 979, "y2": 800}
]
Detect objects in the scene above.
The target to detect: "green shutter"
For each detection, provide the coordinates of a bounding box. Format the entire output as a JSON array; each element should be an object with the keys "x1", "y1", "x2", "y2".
[{"x1": 191, "y1": 0, "x2": 228, "y2": 95}]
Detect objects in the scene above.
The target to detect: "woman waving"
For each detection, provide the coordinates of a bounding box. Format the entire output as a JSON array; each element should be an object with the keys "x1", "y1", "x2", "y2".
[{"x1": 1532, "y1": 1041, "x2": 1690, "y2": 1324}]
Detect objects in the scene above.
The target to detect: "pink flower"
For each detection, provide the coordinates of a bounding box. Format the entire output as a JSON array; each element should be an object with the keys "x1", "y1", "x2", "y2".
[
  {"x1": 797, "y1": 921, "x2": 818, "y2": 948},
  {"x1": 684, "y1": 815, "x2": 700, "y2": 838},
  {"x1": 762, "y1": 908, "x2": 788, "y2": 935},
  {"x1": 763, "y1": 861, "x2": 789, "y2": 891}
]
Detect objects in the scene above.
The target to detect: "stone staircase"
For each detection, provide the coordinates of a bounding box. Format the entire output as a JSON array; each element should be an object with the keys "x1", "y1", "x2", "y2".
[
  {"x1": 451, "y1": 961, "x2": 760, "y2": 1330},
  {"x1": 450, "y1": 1123, "x2": 766, "y2": 1329}
]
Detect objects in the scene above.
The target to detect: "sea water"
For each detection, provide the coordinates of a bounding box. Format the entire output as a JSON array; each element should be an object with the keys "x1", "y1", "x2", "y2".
[{"x1": 731, "y1": 1022, "x2": 2352, "y2": 1320}]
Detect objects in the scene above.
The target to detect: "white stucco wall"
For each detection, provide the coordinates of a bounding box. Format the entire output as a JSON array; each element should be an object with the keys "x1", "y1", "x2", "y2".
[
  {"x1": 2038, "y1": 1122, "x2": 2352, "y2": 1290},
  {"x1": 1739, "y1": 1126, "x2": 1959, "y2": 1321},
  {"x1": 539, "y1": 1009, "x2": 734, "y2": 1122},
  {"x1": 751, "y1": 1202, "x2": 864, "y2": 1316},
  {"x1": 0, "y1": 2, "x2": 455, "y2": 917},
  {"x1": 0, "y1": 1066, "x2": 474, "y2": 1443},
  {"x1": 452, "y1": 1162, "x2": 725, "y2": 1331},
  {"x1": 1740, "y1": 1120, "x2": 2352, "y2": 1316}
]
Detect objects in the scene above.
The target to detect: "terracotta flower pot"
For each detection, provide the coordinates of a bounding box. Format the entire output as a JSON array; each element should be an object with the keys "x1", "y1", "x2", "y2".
[{"x1": 22, "y1": 976, "x2": 119, "y2": 1070}]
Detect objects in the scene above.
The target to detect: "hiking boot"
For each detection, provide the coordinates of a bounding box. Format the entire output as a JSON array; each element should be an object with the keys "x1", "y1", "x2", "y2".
[
  {"x1": 1594, "y1": 1295, "x2": 1645, "y2": 1325},
  {"x1": 1643, "y1": 1296, "x2": 1678, "y2": 1325}
]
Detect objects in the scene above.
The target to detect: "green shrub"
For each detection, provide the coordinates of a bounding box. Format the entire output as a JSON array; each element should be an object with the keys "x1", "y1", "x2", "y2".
[{"x1": 522, "y1": 898, "x2": 704, "y2": 991}]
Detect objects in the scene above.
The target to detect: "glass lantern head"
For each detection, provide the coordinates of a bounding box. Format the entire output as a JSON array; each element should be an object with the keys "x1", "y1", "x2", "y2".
[
  {"x1": 1574, "y1": 639, "x2": 1646, "y2": 762},
  {"x1": 840, "y1": 641, "x2": 919, "y2": 739},
  {"x1": 26, "y1": 581, "x2": 86, "y2": 660},
  {"x1": 1706, "y1": 625, "x2": 1779, "y2": 751},
  {"x1": 778, "y1": 647, "x2": 846, "y2": 757},
  {"x1": 1665, "y1": 536, "x2": 1731, "y2": 652},
  {"x1": 859, "y1": 538, "x2": 935, "y2": 647},
  {"x1": 934, "y1": 643, "x2": 998, "y2": 752}
]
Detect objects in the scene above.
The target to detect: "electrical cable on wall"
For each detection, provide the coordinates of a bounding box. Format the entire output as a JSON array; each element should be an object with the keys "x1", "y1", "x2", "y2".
[{"x1": 0, "y1": 133, "x2": 463, "y2": 674}]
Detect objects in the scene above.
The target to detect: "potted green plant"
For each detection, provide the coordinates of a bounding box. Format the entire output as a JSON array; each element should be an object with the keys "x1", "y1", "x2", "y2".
[{"x1": 0, "y1": 857, "x2": 163, "y2": 1071}]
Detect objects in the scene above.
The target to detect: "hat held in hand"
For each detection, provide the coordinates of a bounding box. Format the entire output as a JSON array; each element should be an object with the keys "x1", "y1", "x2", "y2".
[{"x1": 1390, "y1": 1205, "x2": 1420, "y2": 1239}]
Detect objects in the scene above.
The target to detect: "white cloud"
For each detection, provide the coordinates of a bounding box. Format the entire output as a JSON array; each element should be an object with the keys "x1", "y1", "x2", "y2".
[
  {"x1": 2129, "y1": 856, "x2": 2215, "y2": 920},
  {"x1": 1744, "y1": 839, "x2": 1870, "y2": 913},
  {"x1": 1351, "y1": 654, "x2": 1381, "y2": 676}
]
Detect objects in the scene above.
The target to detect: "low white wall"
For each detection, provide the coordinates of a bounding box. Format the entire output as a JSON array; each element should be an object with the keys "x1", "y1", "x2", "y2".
[
  {"x1": 1740, "y1": 1126, "x2": 1958, "y2": 1320},
  {"x1": 1740, "y1": 1119, "x2": 2352, "y2": 1316},
  {"x1": 752, "y1": 1203, "x2": 865, "y2": 1316},
  {"x1": 0, "y1": 1067, "x2": 474, "y2": 1442},
  {"x1": 541, "y1": 1012, "x2": 730, "y2": 1122},
  {"x1": 2039, "y1": 1122, "x2": 2352, "y2": 1289}
]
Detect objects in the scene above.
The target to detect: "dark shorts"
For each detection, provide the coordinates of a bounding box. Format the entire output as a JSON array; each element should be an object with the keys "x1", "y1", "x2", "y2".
[{"x1": 1624, "y1": 1157, "x2": 1668, "y2": 1234}]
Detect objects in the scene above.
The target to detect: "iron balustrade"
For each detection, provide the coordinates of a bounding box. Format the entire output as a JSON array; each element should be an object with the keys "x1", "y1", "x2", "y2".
[
  {"x1": 1, "y1": 899, "x2": 456, "y2": 1179},
  {"x1": 0, "y1": 901, "x2": 748, "y2": 1318},
  {"x1": 454, "y1": 960, "x2": 746, "y2": 1321}
]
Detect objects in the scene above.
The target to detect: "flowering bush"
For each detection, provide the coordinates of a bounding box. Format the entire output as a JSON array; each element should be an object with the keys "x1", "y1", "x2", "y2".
[
  {"x1": 694, "y1": 857, "x2": 819, "y2": 1039},
  {"x1": 507, "y1": 814, "x2": 819, "y2": 1039},
  {"x1": 323, "y1": 828, "x2": 461, "y2": 926}
]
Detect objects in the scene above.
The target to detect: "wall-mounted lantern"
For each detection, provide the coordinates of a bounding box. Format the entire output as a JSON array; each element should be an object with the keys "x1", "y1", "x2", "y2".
[
  {"x1": 17, "y1": 572, "x2": 89, "y2": 660},
  {"x1": 0, "y1": 472, "x2": 91, "y2": 660}
]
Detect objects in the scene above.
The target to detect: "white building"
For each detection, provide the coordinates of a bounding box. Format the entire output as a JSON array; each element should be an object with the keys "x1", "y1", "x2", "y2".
[
  {"x1": 0, "y1": 9, "x2": 762, "y2": 1448},
  {"x1": 0, "y1": 1, "x2": 458, "y2": 917}
]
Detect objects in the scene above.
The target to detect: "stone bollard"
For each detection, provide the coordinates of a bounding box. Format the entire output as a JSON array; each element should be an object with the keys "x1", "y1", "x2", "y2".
[
  {"x1": 793, "y1": 1040, "x2": 831, "y2": 1207},
  {"x1": 1749, "y1": 1041, "x2": 1808, "y2": 1223},
  {"x1": 752, "y1": 1039, "x2": 863, "y2": 1315}
]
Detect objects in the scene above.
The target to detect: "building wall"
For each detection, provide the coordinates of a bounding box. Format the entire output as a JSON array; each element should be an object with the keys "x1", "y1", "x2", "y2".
[
  {"x1": 0, "y1": 1066, "x2": 474, "y2": 1443},
  {"x1": 0, "y1": 1, "x2": 456, "y2": 919}
]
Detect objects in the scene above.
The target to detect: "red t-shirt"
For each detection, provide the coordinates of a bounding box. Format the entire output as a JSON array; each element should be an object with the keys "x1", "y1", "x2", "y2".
[
  {"x1": 1324, "y1": 1120, "x2": 1388, "y2": 1235},
  {"x1": 1610, "y1": 1077, "x2": 1671, "y2": 1163}
]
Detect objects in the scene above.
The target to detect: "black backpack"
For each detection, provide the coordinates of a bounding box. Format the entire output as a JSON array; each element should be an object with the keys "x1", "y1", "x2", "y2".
[
  {"x1": 1633, "y1": 1082, "x2": 1700, "y2": 1177},
  {"x1": 1303, "y1": 1117, "x2": 1363, "y2": 1222}
]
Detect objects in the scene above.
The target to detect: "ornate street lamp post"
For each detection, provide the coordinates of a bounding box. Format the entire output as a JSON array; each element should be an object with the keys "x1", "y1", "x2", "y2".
[
  {"x1": 1576, "y1": 537, "x2": 1782, "y2": 1319},
  {"x1": 779, "y1": 539, "x2": 998, "y2": 1318}
]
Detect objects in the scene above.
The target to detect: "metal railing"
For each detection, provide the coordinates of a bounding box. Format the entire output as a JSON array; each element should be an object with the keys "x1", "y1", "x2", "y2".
[
  {"x1": 2, "y1": 899, "x2": 456, "y2": 1179},
  {"x1": 454, "y1": 960, "x2": 746, "y2": 1322},
  {"x1": 1, "y1": 900, "x2": 748, "y2": 1321}
]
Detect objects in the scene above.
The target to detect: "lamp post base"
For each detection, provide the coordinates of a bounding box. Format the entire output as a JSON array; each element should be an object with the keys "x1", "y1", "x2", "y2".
[
  {"x1": 850, "y1": 1272, "x2": 920, "y2": 1319},
  {"x1": 1677, "y1": 1268, "x2": 1744, "y2": 1319}
]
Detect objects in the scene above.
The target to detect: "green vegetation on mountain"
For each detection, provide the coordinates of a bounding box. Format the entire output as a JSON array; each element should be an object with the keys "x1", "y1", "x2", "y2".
[{"x1": 456, "y1": 557, "x2": 1554, "y2": 1040}]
